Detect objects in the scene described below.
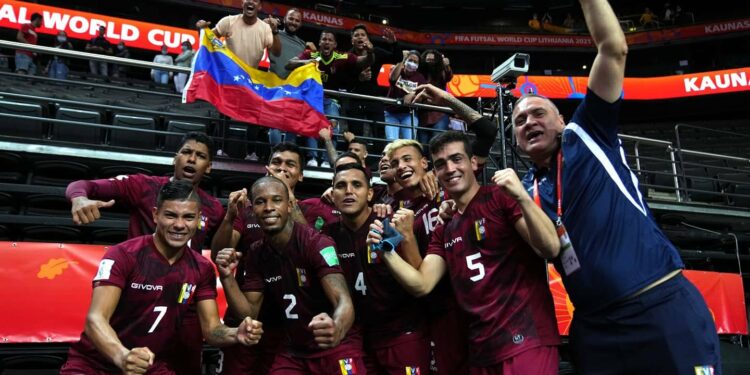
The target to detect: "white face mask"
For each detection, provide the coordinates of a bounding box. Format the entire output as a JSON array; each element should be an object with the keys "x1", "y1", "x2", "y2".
[
  {"x1": 57, "y1": 36, "x2": 67, "y2": 43},
  {"x1": 404, "y1": 60, "x2": 418, "y2": 72}
]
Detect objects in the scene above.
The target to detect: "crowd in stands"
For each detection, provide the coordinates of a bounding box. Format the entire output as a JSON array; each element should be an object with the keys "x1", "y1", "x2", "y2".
[{"x1": 529, "y1": 2, "x2": 695, "y2": 32}]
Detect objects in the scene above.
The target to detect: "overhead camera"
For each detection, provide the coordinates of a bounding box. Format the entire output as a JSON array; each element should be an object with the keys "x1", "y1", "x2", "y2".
[{"x1": 491, "y1": 53, "x2": 530, "y2": 83}]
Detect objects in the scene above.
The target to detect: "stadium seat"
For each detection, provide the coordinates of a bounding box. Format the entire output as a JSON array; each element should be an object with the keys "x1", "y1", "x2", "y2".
[
  {"x1": 0, "y1": 224, "x2": 11, "y2": 240},
  {"x1": 29, "y1": 160, "x2": 91, "y2": 187},
  {"x1": 97, "y1": 165, "x2": 153, "y2": 179},
  {"x1": 222, "y1": 126, "x2": 248, "y2": 158},
  {"x1": 0, "y1": 152, "x2": 26, "y2": 183},
  {"x1": 165, "y1": 120, "x2": 207, "y2": 151},
  {"x1": 20, "y1": 225, "x2": 83, "y2": 243},
  {"x1": 23, "y1": 194, "x2": 70, "y2": 217},
  {"x1": 109, "y1": 114, "x2": 156, "y2": 150},
  {"x1": 218, "y1": 175, "x2": 253, "y2": 198},
  {"x1": 733, "y1": 185, "x2": 750, "y2": 208},
  {"x1": 687, "y1": 177, "x2": 723, "y2": 203},
  {"x1": 53, "y1": 107, "x2": 103, "y2": 144},
  {"x1": 0, "y1": 192, "x2": 19, "y2": 214},
  {"x1": 90, "y1": 228, "x2": 128, "y2": 245},
  {"x1": 0, "y1": 99, "x2": 45, "y2": 139}
]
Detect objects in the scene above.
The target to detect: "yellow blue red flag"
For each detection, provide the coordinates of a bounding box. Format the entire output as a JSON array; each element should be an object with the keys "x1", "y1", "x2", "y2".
[{"x1": 183, "y1": 28, "x2": 329, "y2": 138}]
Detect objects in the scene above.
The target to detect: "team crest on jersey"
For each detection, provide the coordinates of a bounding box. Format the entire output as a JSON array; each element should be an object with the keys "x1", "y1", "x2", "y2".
[
  {"x1": 177, "y1": 283, "x2": 196, "y2": 304},
  {"x1": 405, "y1": 367, "x2": 421, "y2": 375},
  {"x1": 474, "y1": 218, "x2": 486, "y2": 241},
  {"x1": 338, "y1": 358, "x2": 358, "y2": 374},
  {"x1": 694, "y1": 365, "x2": 714, "y2": 375},
  {"x1": 366, "y1": 244, "x2": 380, "y2": 264},
  {"x1": 296, "y1": 268, "x2": 309, "y2": 287},
  {"x1": 198, "y1": 215, "x2": 208, "y2": 232}
]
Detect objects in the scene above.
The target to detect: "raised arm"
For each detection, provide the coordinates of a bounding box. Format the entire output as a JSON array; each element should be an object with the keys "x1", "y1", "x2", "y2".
[
  {"x1": 319, "y1": 127, "x2": 339, "y2": 165},
  {"x1": 196, "y1": 299, "x2": 263, "y2": 347},
  {"x1": 286, "y1": 57, "x2": 315, "y2": 71},
  {"x1": 210, "y1": 189, "x2": 246, "y2": 259},
  {"x1": 310, "y1": 272, "x2": 354, "y2": 349},
  {"x1": 355, "y1": 42, "x2": 375, "y2": 69},
  {"x1": 215, "y1": 248, "x2": 264, "y2": 319},
  {"x1": 582, "y1": 0, "x2": 628, "y2": 103},
  {"x1": 66, "y1": 179, "x2": 118, "y2": 225}
]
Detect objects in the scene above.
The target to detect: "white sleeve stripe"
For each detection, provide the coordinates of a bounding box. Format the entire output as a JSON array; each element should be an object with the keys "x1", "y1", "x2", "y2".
[
  {"x1": 566, "y1": 123, "x2": 648, "y2": 216},
  {"x1": 618, "y1": 139, "x2": 648, "y2": 212}
]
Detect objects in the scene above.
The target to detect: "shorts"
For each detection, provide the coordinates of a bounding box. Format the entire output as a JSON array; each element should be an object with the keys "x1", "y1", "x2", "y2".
[
  {"x1": 430, "y1": 308, "x2": 469, "y2": 375},
  {"x1": 15, "y1": 52, "x2": 36, "y2": 74},
  {"x1": 364, "y1": 331, "x2": 430, "y2": 375},
  {"x1": 218, "y1": 327, "x2": 283, "y2": 375},
  {"x1": 569, "y1": 273, "x2": 722, "y2": 375},
  {"x1": 270, "y1": 352, "x2": 366, "y2": 375},
  {"x1": 469, "y1": 345, "x2": 558, "y2": 375}
]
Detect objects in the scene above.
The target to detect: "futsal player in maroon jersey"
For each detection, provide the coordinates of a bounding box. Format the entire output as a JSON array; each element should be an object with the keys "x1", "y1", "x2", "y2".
[
  {"x1": 216, "y1": 176, "x2": 363, "y2": 374},
  {"x1": 370, "y1": 131, "x2": 561, "y2": 374},
  {"x1": 326, "y1": 163, "x2": 430, "y2": 374},
  {"x1": 60, "y1": 180, "x2": 262, "y2": 375}
]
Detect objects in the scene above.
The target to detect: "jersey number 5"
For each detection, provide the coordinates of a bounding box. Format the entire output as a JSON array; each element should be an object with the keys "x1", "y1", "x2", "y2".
[
  {"x1": 466, "y1": 253, "x2": 485, "y2": 282},
  {"x1": 148, "y1": 306, "x2": 167, "y2": 333}
]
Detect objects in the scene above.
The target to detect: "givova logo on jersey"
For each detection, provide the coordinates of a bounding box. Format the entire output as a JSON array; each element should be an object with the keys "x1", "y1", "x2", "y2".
[{"x1": 177, "y1": 283, "x2": 196, "y2": 304}]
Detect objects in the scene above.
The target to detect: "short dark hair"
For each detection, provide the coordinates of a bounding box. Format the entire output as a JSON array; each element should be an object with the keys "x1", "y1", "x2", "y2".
[
  {"x1": 157, "y1": 179, "x2": 202, "y2": 209},
  {"x1": 30, "y1": 13, "x2": 42, "y2": 22},
  {"x1": 269, "y1": 142, "x2": 305, "y2": 172},
  {"x1": 178, "y1": 132, "x2": 215, "y2": 160},
  {"x1": 335, "y1": 151, "x2": 362, "y2": 166},
  {"x1": 320, "y1": 29, "x2": 336, "y2": 40},
  {"x1": 251, "y1": 175, "x2": 289, "y2": 200},
  {"x1": 351, "y1": 24, "x2": 368, "y2": 36},
  {"x1": 333, "y1": 163, "x2": 370, "y2": 187},
  {"x1": 429, "y1": 131, "x2": 473, "y2": 159},
  {"x1": 348, "y1": 137, "x2": 368, "y2": 151}
]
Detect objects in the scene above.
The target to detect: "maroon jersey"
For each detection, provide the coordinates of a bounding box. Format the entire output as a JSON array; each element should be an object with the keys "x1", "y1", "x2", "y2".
[
  {"x1": 297, "y1": 50, "x2": 358, "y2": 91},
  {"x1": 299, "y1": 197, "x2": 341, "y2": 232},
  {"x1": 66, "y1": 235, "x2": 217, "y2": 372},
  {"x1": 241, "y1": 223, "x2": 362, "y2": 358},
  {"x1": 324, "y1": 212, "x2": 424, "y2": 348},
  {"x1": 427, "y1": 185, "x2": 560, "y2": 366},
  {"x1": 66, "y1": 174, "x2": 225, "y2": 251},
  {"x1": 371, "y1": 184, "x2": 392, "y2": 205}
]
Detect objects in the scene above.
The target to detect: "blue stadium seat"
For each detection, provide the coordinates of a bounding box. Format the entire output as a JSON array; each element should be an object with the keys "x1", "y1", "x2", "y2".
[
  {"x1": 109, "y1": 114, "x2": 156, "y2": 150},
  {"x1": 0, "y1": 99, "x2": 45, "y2": 139}
]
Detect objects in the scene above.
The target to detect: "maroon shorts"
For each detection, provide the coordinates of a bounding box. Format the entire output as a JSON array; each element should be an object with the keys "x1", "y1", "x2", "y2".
[
  {"x1": 60, "y1": 353, "x2": 174, "y2": 375},
  {"x1": 430, "y1": 308, "x2": 469, "y2": 375},
  {"x1": 270, "y1": 352, "x2": 366, "y2": 375},
  {"x1": 162, "y1": 311, "x2": 202, "y2": 375},
  {"x1": 218, "y1": 328, "x2": 284, "y2": 375},
  {"x1": 364, "y1": 331, "x2": 430, "y2": 375},
  {"x1": 470, "y1": 345, "x2": 559, "y2": 375}
]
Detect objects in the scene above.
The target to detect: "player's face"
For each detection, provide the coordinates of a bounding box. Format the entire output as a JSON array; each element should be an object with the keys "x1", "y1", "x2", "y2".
[
  {"x1": 242, "y1": 0, "x2": 261, "y2": 19},
  {"x1": 379, "y1": 155, "x2": 395, "y2": 183},
  {"x1": 424, "y1": 53, "x2": 435, "y2": 64},
  {"x1": 351, "y1": 29, "x2": 369, "y2": 51},
  {"x1": 153, "y1": 199, "x2": 200, "y2": 251},
  {"x1": 347, "y1": 143, "x2": 367, "y2": 163},
  {"x1": 267, "y1": 150, "x2": 303, "y2": 189},
  {"x1": 432, "y1": 141, "x2": 478, "y2": 197},
  {"x1": 251, "y1": 182, "x2": 291, "y2": 234},
  {"x1": 284, "y1": 10, "x2": 302, "y2": 33},
  {"x1": 332, "y1": 169, "x2": 372, "y2": 216},
  {"x1": 319, "y1": 32, "x2": 337, "y2": 55},
  {"x1": 173, "y1": 140, "x2": 212, "y2": 185},
  {"x1": 390, "y1": 146, "x2": 428, "y2": 189},
  {"x1": 513, "y1": 96, "x2": 565, "y2": 160}
]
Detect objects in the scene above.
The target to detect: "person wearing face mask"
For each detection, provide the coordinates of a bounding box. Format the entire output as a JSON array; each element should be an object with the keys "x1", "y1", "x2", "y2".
[
  {"x1": 151, "y1": 46, "x2": 174, "y2": 85},
  {"x1": 46, "y1": 30, "x2": 74, "y2": 80},
  {"x1": 418, "y1": 49, "x2": 453, "y2": 145},
  {"x1": 112, "y1": 42, "x2": 130, "y2": 79},
  {"x1": 174, "y1": 41, "x2": 195, "y2": 93},
  {"x1": 383, "y1": 50, "x2": 426, "y2": 141}
]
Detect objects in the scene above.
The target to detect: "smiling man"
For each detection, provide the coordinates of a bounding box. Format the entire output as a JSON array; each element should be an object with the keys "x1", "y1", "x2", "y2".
[
  {"x1": 65, "y1": 131, "x2": 224, "y2": 374},
  {"x1": 60, "y1": 180, "x2": 262, "y2": 375}
]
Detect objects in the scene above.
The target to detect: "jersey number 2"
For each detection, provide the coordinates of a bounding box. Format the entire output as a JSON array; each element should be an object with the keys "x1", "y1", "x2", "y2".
[
  {"x1": 466, "y1": 253, "x2": 485, "y2": 282},
  {"x1": 148, "y1": 306, "x2": 167, "y2": 333},
  {"x1": 283, "y1": 294, "x2": 299, "y2": 319}
]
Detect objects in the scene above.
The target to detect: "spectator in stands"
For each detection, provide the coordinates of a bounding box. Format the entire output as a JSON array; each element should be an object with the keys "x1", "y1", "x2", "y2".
[
  {"x1": 347, "y1": 24, "x2": 400, "y2": 140},
  {"x1": 46, "y1": 31, "x2": 74, "y2": 80},
  {"x1": 268, "y1": 8, "x2": 314, "y2": 146},
  {"x1": 15, "y1": 12, "x2": 42, "y2": 75},
  {"x1": 196, "y1": 0, "x2": 283, "y2": 162},
  {"x1": 384, "y1": 50, "x2": 426, "y2": 141},
  {"x1": 112, "y1": 42, "x2": 130, "y2": 79},
  {"x1": 287, "y1": 30, "x2": 374, "y2": 168},
  {"x1": 563, "y1": 13, "x2": 576, "y2": 29},
  {"x1": 418, "y1": 49, "x2": 453, "y2": 145},
  {"x1": 541, "y1": 10, "x2": 553, "y2": 24},
  {"x1": 529, "y1": 13, "x2": 542, "y2": 31},
  {"x1": 151, "y1": 46, "x2": 174, "y2": 85},
  {"x1": 59, "y1": 180, "x2": 262, "y2": 375},
  {"x1": 663, "y1": 3, "x2": 674, "y2": 25},
  {"x1": 85, "y1": 26, "x2": 113, "y2": 77},
  {"x1": 65, "y1": 132, "x2": 226, "y2": 375},
  {"x1": 511, "y1": 0, "x2": 721, "y2": 373},
  {"x1": 640, "y1": 7, "x2": 658, "y2": 28},
  {"x1": 174, "y1": 41, "x2": 195, "y2": 93}
]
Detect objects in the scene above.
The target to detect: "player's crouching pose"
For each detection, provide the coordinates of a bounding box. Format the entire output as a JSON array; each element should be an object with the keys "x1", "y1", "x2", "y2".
[{"x1": 60, "y1": 180, "x2": 262, "y2": 375}]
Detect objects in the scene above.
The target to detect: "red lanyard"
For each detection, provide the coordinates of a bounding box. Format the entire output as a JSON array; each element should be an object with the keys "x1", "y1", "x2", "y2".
[{"x1": 533, "y1": 149, "x2": 563, "y2": 222}]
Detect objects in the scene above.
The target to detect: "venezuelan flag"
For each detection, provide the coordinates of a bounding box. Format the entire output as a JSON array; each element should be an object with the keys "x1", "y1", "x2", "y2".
[{"x1": 183, "y1": 28, "x2": 329, "y2": 138}]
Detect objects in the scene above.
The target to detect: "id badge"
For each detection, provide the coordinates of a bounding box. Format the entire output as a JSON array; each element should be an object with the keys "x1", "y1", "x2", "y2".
[{"x1": 557, "y1": 223, "x2": 580, "y2": 276}]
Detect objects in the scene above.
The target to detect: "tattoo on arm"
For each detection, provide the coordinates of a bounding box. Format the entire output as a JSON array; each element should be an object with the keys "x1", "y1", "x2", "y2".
[{"x1": 444, "y1": 94, "x2": 482, "y2": 124}]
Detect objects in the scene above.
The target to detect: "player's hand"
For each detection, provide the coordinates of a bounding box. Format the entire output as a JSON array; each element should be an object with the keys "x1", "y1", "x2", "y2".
[
  {"x1": 265, "y1": 165, "x2": 294, "y2": 198},
  {"x1": 318, "y1": 127, "x2": 332, "y2": 141},
  {"x1": 437, "y1": 199, "x2": 457, "y2": 225},
  {"x1": 372, "y1": 203, "x2": 392, "y2": 219},
  {"x1": 491, "y1": 168, "x2": 528, "y2": 202},
  {"x1": 320, "y1": 187, "x2": 334, "y2": 205},
  {"x1": 343, "y1": 131, "x2": 356, "y2": 143},
  {"x1": 71, "y1": 196, "x2": 115, "y2": 225},
  {"x1": 237, "y1": 317, "x2": 263, "y2": 346},
  {"x1": 366, "y1": 219, "x2": 384, "y2": 246},
  {"x1": 364, "y1": 41, "x2": 374, "y2": 53},
  {"x1": 383, "y1": 28, "x2": 397, "y2": 44},
  {"x1": 408, "y1": 84, "x2": 452, "y2": 107},
  {"x1": 120, "y1": 347, "x2": 154, "y2": 375},
  {"x1": 215, "y1": 248, "x2": 242, "y2": 278},
  {"x1": 419, "y1": 170, "x2": 439, "y2": 200},
  {"x1": 308, "y1": 312, "x2": 342, "y2": 349},
  {"x1": 358, "y1": 67, "x2": 372, "y2": 82},
  {"x1": 305, "y1": 42, "x2": 317, "y2": 52},
  {"x1": 195, "y1": 20, "x2": 211, "y2": 29},
  {"x1": 264, "y1": 17, "x2": 280, "y2": 33},
  {"x1": 226, "y1": 188, "x2": 248, "y2": 221},
  {"x1": 391, "y1": 208, "x2": 414, "y2": 238}
]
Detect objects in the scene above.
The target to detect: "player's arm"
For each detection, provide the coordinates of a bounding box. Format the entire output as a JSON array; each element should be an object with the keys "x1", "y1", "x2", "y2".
[
  {"x1": 215, "y1": 248, "x2": 265, "y2": 319},
  {"x1": 384, "y1": 252, "x2": 446, "y2": 298},
  {"x1": 312, "y1": 273, "x2": 354, "y2": 348},
  {"x1": 85, "y1": 286, "x2": 154, "y2": 373},
  {"x1": 196, "y1": 299, "x2": 263, "y2": 347},
  {"x1": 391, "y1": 208, "x2": 423, "y2": 268},
  {"x1": 286, "y1": 56, "x2": 315, "y2": 71},
  {"x1": 581, "y1": 0, "x2": 627, "y2": 103},
  {"x1": 66, "y1": 179, "x2": 119, "y2": 225},
  {"x1": 492, "y1": 169, "x2": 559, "y2": 259},
  {"x1": 319, "y1": 127, "x2": 339, "y2": 165},
  {"x1": 210, "y1": 189, "x2": 246, "y2": 260},
  {"x1": 354, "y1": 42, "x2": 375, "y2": 68}
]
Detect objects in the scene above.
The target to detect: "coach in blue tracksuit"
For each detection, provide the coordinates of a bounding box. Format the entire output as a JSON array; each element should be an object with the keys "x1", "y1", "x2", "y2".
[{"x1": 515, "y1": 0, "x2": 721, "y2": 374}]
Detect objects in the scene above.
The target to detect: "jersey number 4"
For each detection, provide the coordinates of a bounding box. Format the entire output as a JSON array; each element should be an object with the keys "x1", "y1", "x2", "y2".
[
  {"x1": 355, "y1": 272, "x2": 367, "y2": 296},
  {"x1": 466, "y1": 253, "x2": 485, "y2": 282}
]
